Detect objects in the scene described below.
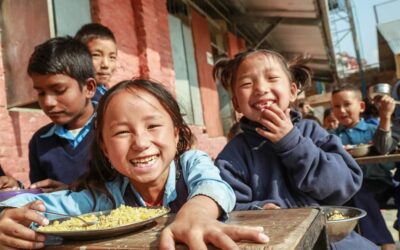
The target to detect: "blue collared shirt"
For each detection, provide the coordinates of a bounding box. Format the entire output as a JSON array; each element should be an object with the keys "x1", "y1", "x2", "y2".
[
  {"x1": 0, "y1": 150, "x2": 235, "y2": 220},
  {"x1": 40, "y1": 112, "x2": 96, "y2": 149},
  {"x1": 334, "y1": 119, "x2": 376, "y2": 145}
]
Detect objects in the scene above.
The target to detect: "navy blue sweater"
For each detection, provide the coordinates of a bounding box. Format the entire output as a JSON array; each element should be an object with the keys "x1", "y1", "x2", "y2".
[
  {"x1": 29, "y1": 123, "x2": 94, "y2": 184},
  {"x1": 215, "y1": 112, "x2": 363, "y2": 211}
]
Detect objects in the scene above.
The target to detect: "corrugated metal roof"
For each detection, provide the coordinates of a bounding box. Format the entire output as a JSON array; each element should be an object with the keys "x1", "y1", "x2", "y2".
[
  {"x1": 377, "y1": 19, "x2": 400, "y2": 54},
  {"x1": 192, "y1": 0, "x2": 338, "y2": 83}
]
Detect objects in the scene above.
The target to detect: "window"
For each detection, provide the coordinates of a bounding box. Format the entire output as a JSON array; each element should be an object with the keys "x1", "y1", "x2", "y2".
[{"x1": 1, "y1": 0, "x2": 91, "y2": 108}]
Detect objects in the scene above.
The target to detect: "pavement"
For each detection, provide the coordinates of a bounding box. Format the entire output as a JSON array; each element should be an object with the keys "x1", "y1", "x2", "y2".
[{"x1": 381, "y1": 209, "x2": 400, "y2": 249}]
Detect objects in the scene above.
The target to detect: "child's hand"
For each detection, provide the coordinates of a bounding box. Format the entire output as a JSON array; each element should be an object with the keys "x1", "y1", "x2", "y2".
[
  {"x1": 263, "y1": 203, "x2": 280, "y2": 209},
  {"x1": 0, "y1": 176, "x2": 20, "y2": 191},
  {"x1": 256, "y1": 104, "x2": 293, "y2": 143},
  {"x1": 29, "y1": 179, "x2": 68, "y2": 193},
  {"x1": 378, "y1": 95, "x2": 395, "y2": 119},
  {"x1": 0, "y1": 200, "x2": 49, "y2": 249},
  {"x1": 159, "y1": 196, "x2": 269, "y2": 249}
]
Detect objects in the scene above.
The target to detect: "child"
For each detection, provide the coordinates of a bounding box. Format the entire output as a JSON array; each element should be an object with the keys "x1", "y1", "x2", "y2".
[
  {"x1": 323, "y1": 108, "x2": 338, "y2": 132},
  {"x1": 75, "y1": 23, "x2": 117, "y2": 102},
  {"x1": 331, "y1": 84, "x2": 396, "y2": 250},
  {"x1": 213, "y1": 49, "x2": 377, "y2": 249},
  {"x1": 27, "y1": 37, "x2": 97, "y2": 192},
  {"x1": 0, "y1": 165, "x2": 21, "y2": 190},
  {"x1": 0, "y1": 79, "x2": 269, "y2": 249}
]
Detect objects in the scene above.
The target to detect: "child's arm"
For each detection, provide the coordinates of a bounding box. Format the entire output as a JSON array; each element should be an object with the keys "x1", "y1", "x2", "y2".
[
  {"x1": 0, "y1": 201, "x2": 48, "y2": 249},
  {"x1": 159, "y1": 195, "x2": 268, "y2": 249},
  {"x1": 373, "y1": 95, "x2": 398, "y2": 154}
]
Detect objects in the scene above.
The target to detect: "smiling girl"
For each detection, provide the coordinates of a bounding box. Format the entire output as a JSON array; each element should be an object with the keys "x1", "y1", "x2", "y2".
[{"x1": 0, "y1": 79, "x2": 268, "y2": 249}]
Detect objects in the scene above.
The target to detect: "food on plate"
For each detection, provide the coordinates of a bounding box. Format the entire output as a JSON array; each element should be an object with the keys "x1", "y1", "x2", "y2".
[
  {"x1": 326, "y1": 209, "x2": 350, "y2": 221},
  {"x1": 37, "y1": 205, "x2": 168, "y2": 232}
]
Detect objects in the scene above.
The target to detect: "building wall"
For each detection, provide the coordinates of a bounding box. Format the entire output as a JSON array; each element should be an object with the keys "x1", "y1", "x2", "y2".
[{"x1": 0, "y1": 0, "x2": 247, "y2": 185}]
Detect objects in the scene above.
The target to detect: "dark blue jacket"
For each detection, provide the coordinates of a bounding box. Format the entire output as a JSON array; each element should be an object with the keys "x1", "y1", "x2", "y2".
[
  {"x1": 29, "y1": 123, "x2": 94, "y2": 184},
  {"x1": 215, "y1": 111, "x2": 363, "y2": 210}
]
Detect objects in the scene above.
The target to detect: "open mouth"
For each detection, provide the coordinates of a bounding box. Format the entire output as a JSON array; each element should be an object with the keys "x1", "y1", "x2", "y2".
[
  {"x1": 129, "y1": 155, "x2": 158, "y2": 168},
  {"x1": 253, "y1": 100, "x2": 274, "y2": 111}
]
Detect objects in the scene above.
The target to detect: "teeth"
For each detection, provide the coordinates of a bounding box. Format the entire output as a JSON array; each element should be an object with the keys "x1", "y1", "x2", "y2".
[
  {"x1": 255, "y1": 101, "x2": 273, "y2": 110},
  {"x1": 130, "y1": 155, "x2": 157, "y2": 165}
]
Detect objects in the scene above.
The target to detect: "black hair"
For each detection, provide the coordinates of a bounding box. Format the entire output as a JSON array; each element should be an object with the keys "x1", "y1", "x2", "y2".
[
  {"x1": 27, "y1": 36, "x2": 95, "y2": 88},
  {"x1": 75, "y1": 23, "x2": 116, "y2": 45},
  {"x1": 213, "y1": 49, "x2": 313, "y2": 96},
  {"x1": 331, "y1": 83, "x2": 362, "y2": 100},
  {"x1": 72, "y1": 79, "x2": 192, "y2": 209},
  {"x1": 323, "y1": 108, "x2": 333, "y2": 120}
]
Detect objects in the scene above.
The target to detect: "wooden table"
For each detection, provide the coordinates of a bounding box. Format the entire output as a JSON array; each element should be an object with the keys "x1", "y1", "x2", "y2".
[
  {"x1": 355, "y1": 153, "x2": 400, "y2": 165},
  {"x1": 44, "y1": 208, "x2": 328, "y2": 250}
]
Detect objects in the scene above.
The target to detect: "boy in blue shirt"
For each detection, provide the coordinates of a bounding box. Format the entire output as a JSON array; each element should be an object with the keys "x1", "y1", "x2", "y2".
[
  {"x1": 75, "y1": 23, "x2": 117, "y2": 102},
  {"x1": 27, "y1": 37, "x2": 97, "y2": 193},
  {"x1": 331, "y1": 84, "x2": 396, "y2": 250}
]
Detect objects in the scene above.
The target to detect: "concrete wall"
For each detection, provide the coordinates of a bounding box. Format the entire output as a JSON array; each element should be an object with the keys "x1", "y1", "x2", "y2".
[{"x1": 0, "y1": 0, "x2": 247, "y2": 185}]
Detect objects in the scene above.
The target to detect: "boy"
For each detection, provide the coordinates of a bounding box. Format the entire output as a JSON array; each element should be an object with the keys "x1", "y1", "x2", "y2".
[
  {"x1": 75, "y1": 23, "x2": 117, "y2": 102},
  {"x1": 27, "y1": 37, "x2": 96, "y2": 193},
  {"x1": 331, "y1": 84, "x2": 396, "y2": 250}
]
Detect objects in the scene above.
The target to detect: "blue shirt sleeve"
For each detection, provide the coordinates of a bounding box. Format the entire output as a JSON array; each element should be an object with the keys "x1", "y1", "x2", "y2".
[{"x1": 180, "y1": 150, "x2": 236, "y2": 214}]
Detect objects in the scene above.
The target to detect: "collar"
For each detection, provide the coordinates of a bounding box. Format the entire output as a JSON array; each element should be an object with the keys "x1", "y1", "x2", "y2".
[
  {"x1": 123, "y1": 161, "x2": 177, "y2": 207},
  {"x1": 336, "y1": 119, "x2": 369, "y2": 133},
  {"x1": 40, "y1": 111, "x2": 96, "y2": 148},
  {"x1": 96, "y1": 85, "x2": 108, "y2": 96}
]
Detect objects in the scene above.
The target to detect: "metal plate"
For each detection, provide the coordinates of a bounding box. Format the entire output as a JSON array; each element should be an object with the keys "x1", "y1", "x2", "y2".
[{"x1": 35, "y1": 207, "x2": 170, "y2": 240}]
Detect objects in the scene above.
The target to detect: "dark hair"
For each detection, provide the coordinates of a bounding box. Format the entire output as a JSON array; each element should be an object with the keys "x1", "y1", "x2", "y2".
[
  {"x1": 75, "y1": 23, "x2": 116, "y2": 45},
  {"x1": 331, "y1": 83, "x2": 362, "y2": 100},
  {"x1": 27, "y1": 36, "x2": 95, "y2": 88},
  {"x1": 213, "y1": 49, "x2": 312, "y2": 95},
  {"x1": 72, "y1": 79, "x2": 192, "y2": 209},
  {"x1": 323, "y1": 108, "x2": 333, "y2": 120}
]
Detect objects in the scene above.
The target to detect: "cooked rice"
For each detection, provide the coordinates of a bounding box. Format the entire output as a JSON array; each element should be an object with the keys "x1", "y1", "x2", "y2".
[{"x1": 37, "y1": 205, "x2": 168, "y2": 232}]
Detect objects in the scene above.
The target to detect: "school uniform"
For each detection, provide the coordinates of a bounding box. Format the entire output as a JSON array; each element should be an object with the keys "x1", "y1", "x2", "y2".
[
  {"x1": 334, "y1": 119, "x2": 396, "y2": 245},
  {"x1": 29, "y1": 113, "x2": 96, "y2": 185},
  {"x1": 215, "y1": 111, "x2": 377, "y2": 249},
  {"x1": 1, "y1": 150, "x2": 235, "y2": 219},
  {"x1": 93, "y1": 84, "x2": 107, "y2": 104}
]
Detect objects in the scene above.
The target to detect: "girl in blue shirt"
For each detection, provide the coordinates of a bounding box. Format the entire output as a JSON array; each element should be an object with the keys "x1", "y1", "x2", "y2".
[{"x1": 0, "y1": 79, "x2": 268, "y2": 249}]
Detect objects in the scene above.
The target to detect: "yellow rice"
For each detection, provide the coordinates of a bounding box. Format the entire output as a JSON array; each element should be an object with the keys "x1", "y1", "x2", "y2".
[{"x1": 37, "y1": 205, "x2": 168, "y2": 232}]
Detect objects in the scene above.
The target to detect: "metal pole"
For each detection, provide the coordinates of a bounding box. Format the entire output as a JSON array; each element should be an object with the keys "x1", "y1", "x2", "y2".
[{"x1": 345, "y1": 0, "x2": 367, "y2": 97}]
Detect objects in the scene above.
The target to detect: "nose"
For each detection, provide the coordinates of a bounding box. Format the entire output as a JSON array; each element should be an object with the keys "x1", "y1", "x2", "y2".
[
  {"x1": 100, "y1": 56, "x2": 110, "y2": 69},
  {"x1": 41, "y1": 94, "x2": 57, "y2": 108},
  {"x1": 130, "y1": 133, "x2": 151, "y2": 151},
  {"x1": 253, "y1": 80, "x2": 269, "y2": 96}
]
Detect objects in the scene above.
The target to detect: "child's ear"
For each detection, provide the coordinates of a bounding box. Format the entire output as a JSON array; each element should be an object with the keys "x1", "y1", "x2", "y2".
[
  {"x1": 85, "y1": 78, "x2": 97, "y2": 98},
  {"x1": 289, "y1": 82, "x2": 298, "y2": 102},
  {"x1": 360, "y1": 100, "x2": 366, "y2": 112}
]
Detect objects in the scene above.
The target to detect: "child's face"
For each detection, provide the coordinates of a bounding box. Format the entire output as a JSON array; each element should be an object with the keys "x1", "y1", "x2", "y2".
[
  {"x1": 232, "y1": 52, "x2": 297, "y2": 122},
  {"x1": 101, "y1": 88, "x2": 179, "y2": 190},
  {"x1": 323, "y1": 113, "x2": 338, "y2": 130},
  {"x1": 31, "y1": 73, "x2": 95, "y2": 129},
  {"x1": 86, "y1": 38, "x2": 117, "y2": 86},
  {"x1": 331, "y1": 90, "x2": 365, "y2": 128}
]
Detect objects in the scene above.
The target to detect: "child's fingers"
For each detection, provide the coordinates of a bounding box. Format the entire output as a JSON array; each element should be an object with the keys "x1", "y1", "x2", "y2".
[
  {"x1": 159, "y1": 227, "x2": 176, "y2": 250},
  {"x1": 205, "y1": 230, "x2": 239, "y2": 250},
  {"x1": 0, "y1": 233, "x2": 45, "y2": 249},
  {"x1": 221, "y1": 225, "x2": 269, "y2": 243},
  {"x1": 184, "y1": 231, "x2": 208, "y2": 250}
]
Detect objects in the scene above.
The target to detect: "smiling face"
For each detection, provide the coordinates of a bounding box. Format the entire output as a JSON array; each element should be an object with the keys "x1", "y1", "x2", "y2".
[
  {"x1": 86, "y1": 38, "x2": 117, "y2": 86},
  {"x1": 32, "y1": 73, "x2": 95, "y2": 129},
  {"x1": 331, "y1": 90, "x2": 365, "y2": 128},
  {"x1": 231, "y1": 52, "x2": 297, "y2": 122},
  {"x1": 100, "y1": 88, "x2": 179, "y2": 190}
]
